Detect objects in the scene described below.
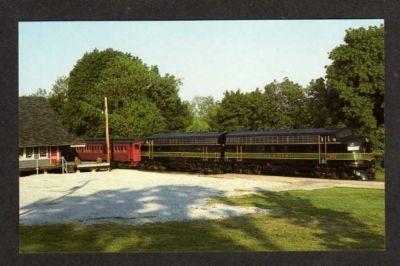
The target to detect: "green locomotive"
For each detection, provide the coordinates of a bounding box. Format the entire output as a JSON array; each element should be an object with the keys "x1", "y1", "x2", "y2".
[{"x1": 139, "y1": 128, "x2": 376, "y2": 180}]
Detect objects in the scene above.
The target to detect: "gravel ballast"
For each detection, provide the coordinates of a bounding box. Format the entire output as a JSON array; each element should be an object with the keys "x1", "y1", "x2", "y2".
[{"x1": 20, "y1": 169, "x2": 383, "y2": 225}]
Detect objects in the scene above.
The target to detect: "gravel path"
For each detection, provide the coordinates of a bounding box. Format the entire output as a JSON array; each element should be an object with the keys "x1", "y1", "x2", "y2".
[{"x1": 20, "y1": 169, "x2": 383, "y2": 225}]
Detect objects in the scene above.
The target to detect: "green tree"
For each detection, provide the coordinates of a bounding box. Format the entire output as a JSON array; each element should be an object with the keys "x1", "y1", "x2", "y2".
[
  {"x1": 110, "y1": 98, "x2": 166, "y2": 137},
  {"x1": 325, "y1": 25, "x2": 384, "y2": 150},
  {"x1": 189, "y1": 96, "x2": 218, "y2": 117},
  {"x1": 210, "y1": 90, "x2": 253, "y2": 131},
  {"x1": 52, "y1": 48, "x2": 191, "y2": 138},
  {"x1": 48, "y1": 76, "x2": 69, "y2": 115},
  {"x1": 262, "y1": 78, "x2": 308, "y2": 129},
  {"x1": 29, "y1": 88, "x2": 48, "y2": 97},
  {"x1": 186, "y1": 116, "x2": 210, "y2": 132},
  {"x1": 186, "y1": 96, "x2": 219, "y2": 131},
  {"x1": 210, "y1": 78, "x2": 309, "y2": 131},
  {"x1": 304, "y1": 78, "x2": 338, "y2": 128},
  {"x1": 95, "y1": 55, "x2": 191, "y2": 132}
]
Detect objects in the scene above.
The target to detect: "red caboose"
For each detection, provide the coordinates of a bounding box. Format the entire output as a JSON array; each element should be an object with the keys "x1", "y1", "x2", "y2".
[{"x1": 75, "y1": 138, "x2": 142, "y2": 168}]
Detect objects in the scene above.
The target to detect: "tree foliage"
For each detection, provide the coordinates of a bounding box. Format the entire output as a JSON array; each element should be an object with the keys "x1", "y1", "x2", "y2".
[
  {"x1": 325, "y1": 25, "x2": 384, "y2": 149},
  {"x1": 29, "y1": 88, "x2": 49, "y2": 97},
  {"x1": 210, "y1": 78, "x2": 309, "y2": 131},
  {"x1": 50, "y1": 49, "x2": 191, "y2": 138},
  {"x1": 109, "y1": 98, "x2": 166, "y2": 138},
  {"x1": 186, "y1": 96, "x2": 219, "y2": 132},
  {"x1": 48, "y1": 76, "x2": 69, "y2": 115}
]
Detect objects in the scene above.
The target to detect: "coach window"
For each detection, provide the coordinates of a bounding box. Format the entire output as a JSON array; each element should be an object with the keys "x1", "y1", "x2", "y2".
[{"x1": 19, "y1": 148, "x2": 24, "y2": 159}]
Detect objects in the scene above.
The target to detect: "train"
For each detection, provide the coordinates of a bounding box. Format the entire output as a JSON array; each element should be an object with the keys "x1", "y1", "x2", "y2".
[{"x1": 74, "y1": 128, "x2": 376, "y2": 180}]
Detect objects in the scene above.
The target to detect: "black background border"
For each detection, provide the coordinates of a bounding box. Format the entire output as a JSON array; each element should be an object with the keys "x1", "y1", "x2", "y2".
[{"x1": 1, "y1": 0, "x2": 399, "y2": 265}]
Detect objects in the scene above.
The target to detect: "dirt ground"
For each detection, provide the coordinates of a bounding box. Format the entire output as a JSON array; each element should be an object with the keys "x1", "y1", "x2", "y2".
[{"x1": 19, "y1": 169, "x2": 383, "y2": 226}]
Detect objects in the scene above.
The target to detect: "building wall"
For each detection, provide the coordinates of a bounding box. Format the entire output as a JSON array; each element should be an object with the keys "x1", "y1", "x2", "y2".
[
  {"x1": 19, "y1": 146, "x2": 59, "y2": 170},
  {"x1": 19, "y1": 158, "x2": 52, "y2": 169}
]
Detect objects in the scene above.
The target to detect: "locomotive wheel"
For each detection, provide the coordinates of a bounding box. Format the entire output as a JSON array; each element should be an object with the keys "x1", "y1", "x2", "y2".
[
  {"x1": 311, "y1": 170, "x2": 322, "y2": 178},
  {"x1": 330, "y1": 171, "x2": 339, "y2": 179},
  {"x1": 339, "y1": 171, "x2": 350, "y2": 179}
]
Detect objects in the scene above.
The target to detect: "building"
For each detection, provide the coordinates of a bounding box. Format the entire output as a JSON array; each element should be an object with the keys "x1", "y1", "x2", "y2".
[{"x1": 19, "y1": 96, "x2": 85, "y2": 172}]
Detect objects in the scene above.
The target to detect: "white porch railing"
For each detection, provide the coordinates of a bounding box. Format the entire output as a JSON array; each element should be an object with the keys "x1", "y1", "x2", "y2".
[{"x1": 61, "y1": 156, "x2": 68, "y2": 174}]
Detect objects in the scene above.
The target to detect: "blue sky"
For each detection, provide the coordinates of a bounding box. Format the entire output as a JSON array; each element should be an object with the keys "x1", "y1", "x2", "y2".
[{"x1": 19, "y1": 20, "x2": 383, "y2": 101}]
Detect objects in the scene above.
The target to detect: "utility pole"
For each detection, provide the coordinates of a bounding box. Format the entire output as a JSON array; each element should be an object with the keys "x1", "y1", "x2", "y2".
[{"x1": 104, "y1": 97, "x2": 111, "y2": 169}]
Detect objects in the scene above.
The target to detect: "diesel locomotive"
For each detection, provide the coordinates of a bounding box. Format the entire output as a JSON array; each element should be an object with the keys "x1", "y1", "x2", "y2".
[{"x1": 74, "y1": 128, "x2": 376, "y2": 180}]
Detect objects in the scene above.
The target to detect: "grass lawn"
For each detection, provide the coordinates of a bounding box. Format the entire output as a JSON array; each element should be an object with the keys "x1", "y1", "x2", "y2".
[
  {"x1": 20, "y1": 187, "x2": 384, "y2": 252},
  {"x1": 374, "y1": 169, "x2": 385, "y2": 182}
]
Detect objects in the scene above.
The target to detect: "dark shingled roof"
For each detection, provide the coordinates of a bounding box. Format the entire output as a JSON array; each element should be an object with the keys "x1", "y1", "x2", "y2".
[
  {"x1": 226, "y1": 128, "x2": 353, "y2": 138},
  {"x1": 147, "y1": 132, "x2": 227, "y2": 140},
  {"x1": 19, "y1": 97, "x2": 85, "y2": 147}
]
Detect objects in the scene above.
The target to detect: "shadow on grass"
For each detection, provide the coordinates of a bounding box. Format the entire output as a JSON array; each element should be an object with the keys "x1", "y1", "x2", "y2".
[{"x1": 215, "y1": 189, "x2": 384, "y2": 250}]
